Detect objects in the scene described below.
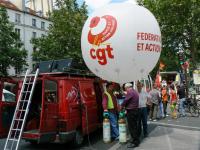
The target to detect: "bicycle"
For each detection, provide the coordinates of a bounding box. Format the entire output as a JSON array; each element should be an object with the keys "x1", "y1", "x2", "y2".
[{"x1": 184, "y1": 97, "x2": 200, "y2": 117}]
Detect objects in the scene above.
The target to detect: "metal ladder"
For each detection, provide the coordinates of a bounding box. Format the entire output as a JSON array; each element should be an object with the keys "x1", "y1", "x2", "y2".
[{"x1": 4, "y1": 69, "x2": 39, "y2": 150}]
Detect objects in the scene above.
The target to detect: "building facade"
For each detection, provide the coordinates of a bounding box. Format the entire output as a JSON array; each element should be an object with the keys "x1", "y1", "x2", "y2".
[{"x1": 0, "y1": 0, "x2": 52, "y2": 75}]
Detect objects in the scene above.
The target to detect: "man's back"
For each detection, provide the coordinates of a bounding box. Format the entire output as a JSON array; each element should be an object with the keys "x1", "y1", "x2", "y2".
[
  {"x1": 177, "y1": 87, "x2": 185, "y2": 99},
  {"x1": 150, "y1": 89, "x2": 160, "y2": 104}
]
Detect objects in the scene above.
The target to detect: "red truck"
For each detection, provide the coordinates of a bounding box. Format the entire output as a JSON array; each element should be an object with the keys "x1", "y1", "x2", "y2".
[
  {"x1": 0, "y1": 77, "x2": 19, "y2": 137},
  {"x1": 21, "y1": 59, "x2": 104, "y2": 145}
]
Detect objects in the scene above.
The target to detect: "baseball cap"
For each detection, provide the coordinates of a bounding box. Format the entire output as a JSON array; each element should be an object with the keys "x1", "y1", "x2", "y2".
[{"x1": 124, "y1": 83, "x2": 132, "y2": 88}]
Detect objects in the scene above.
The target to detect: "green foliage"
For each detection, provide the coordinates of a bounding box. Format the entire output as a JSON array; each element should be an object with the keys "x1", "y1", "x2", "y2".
[
  {"x1": 0, "y1": 7, "x2": 27, "y2": 76},
  {"x1": 32, "y1": 0, "x2": 88, "y2": 66},
  {"x1": 140, "y1": 0, "x2": 200, "y2": 72}
]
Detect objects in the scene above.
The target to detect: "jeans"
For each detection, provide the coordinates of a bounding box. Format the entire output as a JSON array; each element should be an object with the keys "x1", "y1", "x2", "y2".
[
  {"x1": 163, "y1": 101, "x2": 168, "y2": 117},
  {"x1": 179, "y1": 98, "x2": 186, "y2": 116},
  {"x1": 150, "y1": 103, "x2": 158, "y2": 120},
  {"x1": 158, "y1": 102, "x2": 164, "y2": 118},
  {"x1": 108, "y1": 112, "x2": 119, "y2": 138},
  {"x1": 139, "y1": 107, "x2": 148, "y2": 136}
]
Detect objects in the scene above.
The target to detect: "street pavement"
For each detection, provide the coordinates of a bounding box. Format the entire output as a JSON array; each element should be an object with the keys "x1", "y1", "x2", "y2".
[
  {"x1": 1, "y1": 116, "x2": 200, "y2": 150},
  {"x1": 118, "y1": 125, "x2": 200, "y2": 150}
]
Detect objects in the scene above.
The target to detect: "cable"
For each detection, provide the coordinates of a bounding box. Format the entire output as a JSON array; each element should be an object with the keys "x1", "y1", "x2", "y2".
[{"x1": 84, "y1": 104, "x2": 97, "y2": 150}]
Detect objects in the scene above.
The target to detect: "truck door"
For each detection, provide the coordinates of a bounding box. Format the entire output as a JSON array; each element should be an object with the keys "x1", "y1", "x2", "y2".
[
  {"x1": 79, "y1": 81, "x2": 99, "y2": 134},
  {"x1": 39, "y1": 79, "x2": 58, "y2": 137},
  {"x1": 0, "y1": 79, "x2": 17, "y2": 137}
]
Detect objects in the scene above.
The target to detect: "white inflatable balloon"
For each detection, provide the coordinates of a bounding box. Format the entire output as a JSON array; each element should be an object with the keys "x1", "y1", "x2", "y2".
[{"x1": 81, "y1": 3, "x2": 162, "y2": 83}]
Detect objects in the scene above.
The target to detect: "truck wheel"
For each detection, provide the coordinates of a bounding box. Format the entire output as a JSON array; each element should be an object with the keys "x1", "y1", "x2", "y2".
[{"x1": 74, "y1": 130, "x2": 84, "y2": 146}]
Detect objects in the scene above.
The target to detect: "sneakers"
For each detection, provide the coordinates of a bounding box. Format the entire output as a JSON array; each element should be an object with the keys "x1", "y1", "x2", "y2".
[
  {"x1": 149, "y1": 118, "x2": 152, "y2": 121},
  {"x1": 181, "y1": 114, "x2": 186, "y2": 117},
  {"x1": 114, "y1": 136, "x2": 119, "y2": 141},
  {"x1": 153, "y1": 119, "x2": 157, "y2": 122},
  {"x1": 111, "y1": 136, "x2": 119, "y2": 141},
  {"x1": 127, "y1": 143, "x2": 139, "y2": 148}
]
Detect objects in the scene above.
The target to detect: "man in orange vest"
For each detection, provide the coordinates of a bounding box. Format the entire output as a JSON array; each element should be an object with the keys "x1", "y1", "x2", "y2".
[
  {"x1": 102, "y1": 82, "x2": 119, "y2": 140},
  {"x1": 161, "y1": 85, "x2": 169, "y2": 118}
]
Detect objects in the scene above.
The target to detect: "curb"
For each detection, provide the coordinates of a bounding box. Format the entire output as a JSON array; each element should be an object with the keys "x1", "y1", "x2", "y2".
[{"x1": 149, "y1": 121, "x2": 200, "y2": 131}]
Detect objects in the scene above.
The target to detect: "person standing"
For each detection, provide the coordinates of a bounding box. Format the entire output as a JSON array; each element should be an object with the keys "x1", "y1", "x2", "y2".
[
  {"x1": 121, "y1": 83, "x2": 140, "y2": 148},
  {"x1": 161, "y1": 85, "x2": 169, "y2": 118},
  {"x1": 169, "y1": 85, "x2": 178, "y2": 119},
  {"x1": 149, "y1": 84, "x2": 161, "y2": 121},
  {"x1": 177, "y1": 85, "x2": 186, "y2": 117},
  {"x1": 102, "y1": 82, "x2": 119, "y2": 140},
  {"x1": 158, "y1": 87, "x2": 164, "y2": 119},
  {"x1": 137, "y1": 81, "x2": 151, "y2": 138}
]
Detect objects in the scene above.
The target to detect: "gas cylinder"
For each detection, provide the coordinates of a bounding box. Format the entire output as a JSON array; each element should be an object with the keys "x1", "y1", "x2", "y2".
[
  {"x1": 103, "y1": 112, "x2": 111, "y2": 143},
  {"x1": 118, "y1": 110, "x2": 127, "y2": 143}
]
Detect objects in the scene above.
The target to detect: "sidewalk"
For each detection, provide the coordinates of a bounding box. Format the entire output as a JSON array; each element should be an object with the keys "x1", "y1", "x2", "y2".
[
  {"x1": 109, "y1": 115, "x2": 200, "y2": 150},
  {"x1": 150, "y1": 115, "x2": 200, "y2": 130},
  {"x1": 114, "y1": 124, "x2": 200, "y2": 150},
  {"x1": 133, "y1": 126, "x2": 199, "y2": 150}
]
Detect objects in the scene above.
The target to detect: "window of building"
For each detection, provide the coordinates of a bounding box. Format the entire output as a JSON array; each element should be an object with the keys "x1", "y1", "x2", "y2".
[
  {"x1": 32, "y1": 18, "x2": 36, "y2": 27},
  {"x1": 49, "y1": 23, "x2": 52, "y2": 27},
  {"x1": 33, "y1": 46, "x2": 37, "y2": 52},
  {"x1": 32, "y1": 32, "x2": 37, "y2": 39},
  {"x1": 15, "y1": 28, "x2": 20, "y2": 37},
  {"x1": 15, "y1": 13, "x2": 21, "y2": 23},
  {"x1": 41, "y1": 21, "x2": 45, "y2": 30}
]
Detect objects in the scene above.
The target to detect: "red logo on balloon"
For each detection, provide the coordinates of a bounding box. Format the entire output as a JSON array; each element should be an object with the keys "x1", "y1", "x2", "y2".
[{"x1": 88, "y1": 15, "x2": 117, "y2": 65}]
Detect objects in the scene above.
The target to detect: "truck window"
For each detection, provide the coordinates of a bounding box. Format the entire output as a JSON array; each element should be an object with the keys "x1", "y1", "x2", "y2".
[
  {"x1": 2, "y1": 82, "x2": 17, "y2": 102},
  {"x1": 44, "y1": 80, "x2": 57, "y2": 103}
]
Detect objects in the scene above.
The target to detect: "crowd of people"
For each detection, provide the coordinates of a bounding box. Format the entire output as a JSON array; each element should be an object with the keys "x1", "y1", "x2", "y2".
[{"x1": 102, "y1": 80, "x2": 186, "y2": 148}]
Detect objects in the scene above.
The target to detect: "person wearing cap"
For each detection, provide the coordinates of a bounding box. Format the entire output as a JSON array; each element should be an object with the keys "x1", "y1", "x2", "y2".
[
  {"x1": 102, "y1": 82, "x2": 119, "y2": 141},
  {"x1": 121, "y1": 82, "x2": 140, "y2": 148}
]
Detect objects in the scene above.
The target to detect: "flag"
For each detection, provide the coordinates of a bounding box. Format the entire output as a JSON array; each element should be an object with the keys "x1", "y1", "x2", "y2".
[
  {"x1": 155, "y1": 71, "x2": 161, "y2": 88},
  {"x1": 159, "y1": 61, "x2": 165, "y2": 70}
]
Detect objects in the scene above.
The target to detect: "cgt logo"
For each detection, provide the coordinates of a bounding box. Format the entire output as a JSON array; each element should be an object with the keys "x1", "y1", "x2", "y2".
[{"x1": 88, "y1": 15, "x2": 117, "y2": 65}]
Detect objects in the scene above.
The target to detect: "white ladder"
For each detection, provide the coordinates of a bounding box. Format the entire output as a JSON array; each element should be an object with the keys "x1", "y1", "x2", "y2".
[{"x1": 4, "y1": 69, "x2": 39, "y2": 150}]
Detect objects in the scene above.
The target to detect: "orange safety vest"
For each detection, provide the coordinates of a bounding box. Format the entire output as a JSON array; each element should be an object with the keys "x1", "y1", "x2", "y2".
[{"x1": 162, "y1": 89, "x2": 168, "y2": 102}]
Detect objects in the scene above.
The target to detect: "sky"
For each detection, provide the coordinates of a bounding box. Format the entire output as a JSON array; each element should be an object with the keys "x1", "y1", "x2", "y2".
[{"x1": 77, "y1": 0, "x2": 137, "y2": 13}]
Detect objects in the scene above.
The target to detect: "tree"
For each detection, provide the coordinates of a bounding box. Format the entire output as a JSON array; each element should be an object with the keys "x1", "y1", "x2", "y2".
[
  {"x1": 139, "y1": 0, "x2": 200, "y2": 71},
  {"x1": 0, "y1": 6, "x2": 27, "y2": 76},
  {"x1": 32, "y1": 0, "x2": 88, "y2": 66}
]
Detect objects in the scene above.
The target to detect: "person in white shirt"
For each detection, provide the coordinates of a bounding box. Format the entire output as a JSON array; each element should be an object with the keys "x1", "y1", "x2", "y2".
[{"x1": 137, "y1": 81, "x2": 151, "y2": 138}]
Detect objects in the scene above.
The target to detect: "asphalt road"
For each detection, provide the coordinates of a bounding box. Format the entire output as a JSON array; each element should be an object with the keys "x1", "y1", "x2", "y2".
[
  {"x1": 1, "y1": 116, "x2": 200, "y2": 150},
  {"x1": 0, "y1": 128, "x2": 117, "y2": 150},
  {"x1": 118, "y1": 125, "x2": 200, "y2": 150}
]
